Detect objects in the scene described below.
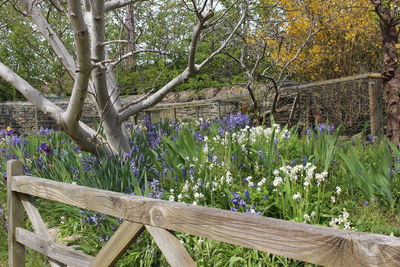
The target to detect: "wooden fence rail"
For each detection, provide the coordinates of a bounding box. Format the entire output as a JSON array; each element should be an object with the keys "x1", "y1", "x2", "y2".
[{"x1": 7, "y1": 160, "x2": 400, "y2": 267}]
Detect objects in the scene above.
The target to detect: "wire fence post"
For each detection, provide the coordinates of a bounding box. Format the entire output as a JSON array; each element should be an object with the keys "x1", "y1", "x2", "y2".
[{"x1": 368, "y1": 76, "x2": 382, "y2": 136}]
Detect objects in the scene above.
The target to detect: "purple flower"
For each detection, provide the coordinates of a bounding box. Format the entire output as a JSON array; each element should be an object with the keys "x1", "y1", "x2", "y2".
[
  {"x1": 39, "y1": 142, "x2": 52, "y2": 154},
  {"x1": 301, "y1": 156, "x2": 308, "y2": 166},
  {"x1": 244, "y1": 190, "x2": 250, "y2": 200},
  {"x1": 231, "y1": 197, "x2": 239, "y2": 205},
  {"x1": 364, "y1": 201, "x2": 369, "y2": 206},
  {"x1": 194, "y1": 132, "x2": 204, "y2": 142},
  {"x1": 39, "y1": 127, "x2": 52, "y2": 137},
  {"x1": 327, "y1": 124, "x2": 335, "y2": 134},
  {"x1": 11, "y1": 135, "x2": 21, "y2": 147},
  {"x1": 218, "y1": 112, "x2": 250, "y2": 132}
]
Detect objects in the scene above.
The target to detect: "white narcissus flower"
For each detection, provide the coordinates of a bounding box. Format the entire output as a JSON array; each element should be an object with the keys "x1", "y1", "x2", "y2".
[
  {"x1": 293, "y1": 193, "x2": 301, "y2": 201},
  {"x1": 273, "y1": 177, "x2": 283, "y2": 187},
  {"x1": 336, "y1": 186, "x2": 341, "y2": 195}
]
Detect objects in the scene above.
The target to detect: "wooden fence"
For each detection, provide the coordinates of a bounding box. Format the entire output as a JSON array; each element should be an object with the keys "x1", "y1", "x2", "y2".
[{"x1": 7, "y1": 160, "x2": 400, "y2": 267}]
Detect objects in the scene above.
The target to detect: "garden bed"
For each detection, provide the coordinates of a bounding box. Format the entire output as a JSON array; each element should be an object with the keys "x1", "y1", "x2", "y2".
[{"x1": 0, "y1": 114, "x2": 399, "y2": 266}]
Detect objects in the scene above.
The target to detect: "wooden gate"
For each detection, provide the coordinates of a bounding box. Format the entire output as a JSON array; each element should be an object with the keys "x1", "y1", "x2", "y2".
[{"x1": 7, "y1": 160, "x2": 400, "y2": 267}]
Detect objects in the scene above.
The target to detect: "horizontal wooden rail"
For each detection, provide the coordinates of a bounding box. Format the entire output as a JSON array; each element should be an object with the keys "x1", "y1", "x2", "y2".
[
  {"x1": 8, "y1": 171, "x2": 400, "y2": 267},
  {"x1": 15, "y1": 228, "x2": 93, "y2": 266}
]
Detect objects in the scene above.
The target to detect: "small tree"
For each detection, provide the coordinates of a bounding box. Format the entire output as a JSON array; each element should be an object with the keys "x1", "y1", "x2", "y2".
[{"x1": 0, "y1": 0, "x2": 246, "y2": 156}]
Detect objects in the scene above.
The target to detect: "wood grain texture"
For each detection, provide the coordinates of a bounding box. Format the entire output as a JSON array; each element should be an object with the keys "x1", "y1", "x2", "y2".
[
  {"x1": 11, "y1": 175, "x2": 400, "y2": 267},
  {"x1": 90, "y1": 221, "x2": 145, "y2": 267},
  {"x1": 7, "y1": 160, "x2": 25, "y2": 267},
  {"x1": 19, "y1": 194, "x2": 65, "y2": 267},
  {"x1": 15, "y1": 227, "x2": 93, "y2": 267},
  {"x1": 146, "y1": 225, "x2": 196, "y2": 267}
]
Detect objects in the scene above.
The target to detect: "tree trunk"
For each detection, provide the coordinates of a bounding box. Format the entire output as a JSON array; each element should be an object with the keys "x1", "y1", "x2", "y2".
[
  {"x1": 380, "y1": 20, "x2": 400, "y2": 145},
  {"x1": 126, "y1": 5, "x2": 137, "y2": 72}
]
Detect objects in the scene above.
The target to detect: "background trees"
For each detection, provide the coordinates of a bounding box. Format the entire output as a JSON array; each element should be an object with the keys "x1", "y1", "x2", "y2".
[
  {"x1": 269, "y1": 0, "x2": 380, "y2": 81},
  {"x1": 0, "y1": 0, "x2": 392, "y2": 149},
  {"x1": 0, "y1": 0, "x2": 247, "y2": 156}
]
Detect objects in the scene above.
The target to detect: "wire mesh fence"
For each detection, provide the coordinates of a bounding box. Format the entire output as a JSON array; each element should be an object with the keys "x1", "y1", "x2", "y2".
[{"x1": 0, "y1": 73, "x2": 384, "y2": 137}]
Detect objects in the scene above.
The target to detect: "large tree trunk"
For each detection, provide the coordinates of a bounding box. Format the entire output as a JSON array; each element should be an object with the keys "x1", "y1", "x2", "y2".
[{"x1": 380, "y1": 20, "x2": 400, "y2": 144}]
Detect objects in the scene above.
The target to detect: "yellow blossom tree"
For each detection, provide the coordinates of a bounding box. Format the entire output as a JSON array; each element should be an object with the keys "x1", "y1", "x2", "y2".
[{"x1": 267, "y1": 0, "x2": 380, "y2": 81}]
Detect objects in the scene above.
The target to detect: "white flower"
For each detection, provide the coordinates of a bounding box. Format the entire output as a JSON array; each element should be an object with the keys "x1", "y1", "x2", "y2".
[
  {"x1": 170, "y1": 189, "x2": 174, "y2": 193},
  {"x1": 335, "y1": 186, "x2": 341, "y2": 195},
  {"x1": 311, "y1": 211, "x2": 316, "y2": 217},
  {"x1": 273, "y1": 169, "x2": 280, "y2": 176},
  {"x1": 182, "y1": 181, "x2": 189, "y2": 192},
  {"x1": 177, "y1": 194, "x2": 183, "y2": 201},
  {"x1": 169, "y1": 195, "x2": 175, "y2": 202},
  {"x1": 342, "y1": 210, "x2": 350, "y2": 220},
  {"x1": 316, "y1": 171, "x2": 328, "y2": 185},
  {"x1": 330, "y1": 196, "x2": 336, "y2": 203},
  {"x1": 194, "y1": 192, "x2": 204, "y2": 199},
  {"x1": 303, "y1": 214, "x2": 310, "y2": 221},
  {"x1": 293, "y1": 193, "x2": 301, "y2": 201},
  {"x1": 192, "y1": 201, "x2": 197, "y2": 206},
  {"x1": 273, "y1": 177, "x2": 283, "y2": 187},
  {"x1": 225, "y1": 171, "x2": 232, "y2": 184}
]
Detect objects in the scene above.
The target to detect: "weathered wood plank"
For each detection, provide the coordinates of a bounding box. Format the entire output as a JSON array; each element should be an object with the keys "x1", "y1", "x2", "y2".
[
  {"x1": 15, "y1": 227, "x2": 93, "y2": 267},
  {"x1": 11, "y1": 175, "x2": 400, "y2": 267},
  {"x1": 19, "y1": 194, "x2": 65, "y2": 267},
  {"x1": 90, "y1": 221, "x2": 145, "y2": 267},
  {"x1": 146, "y1": 225, "x2": 196, "y2": 267},
  {"x1": 7, "y1": 160, "x2": 25, "y2": 267}
]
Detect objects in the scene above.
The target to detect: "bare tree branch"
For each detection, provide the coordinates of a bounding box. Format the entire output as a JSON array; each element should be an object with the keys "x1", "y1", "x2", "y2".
[
  {"x1": 108, "y1": 49, "x2": 170, "y2": 69},
  {"x1": 62, "y1": 0, "x2": 92, "y2": 128},
  {"x1": 197, "y1": 6, "x2": 247, "y2": 69},
  {"x1": 104, "y1": 0, "x2": 144, "y2": 12},
  {"x1": 18, "y1": 0, "x2": 77, "y2": 78},
  {"x1": 0, "y1": 61, "x2": 64, "y2": 120},
  {"x1": 118, "y1": 2, "x2": 247, "y2": 122}
]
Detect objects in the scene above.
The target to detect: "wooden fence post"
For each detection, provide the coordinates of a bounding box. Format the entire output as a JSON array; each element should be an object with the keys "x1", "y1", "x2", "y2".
[
  {"x1": 7, "y1": 160, "x2": 25, "y2": 267},
  {"x1": 368, "y1": 77, "x2": 382, "y2": 136}
]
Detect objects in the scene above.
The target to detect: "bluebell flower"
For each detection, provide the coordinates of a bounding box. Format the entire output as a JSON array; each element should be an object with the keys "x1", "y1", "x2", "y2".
[
  {"x1": 301, "y1": 156, "x2": 308, "y2": 166},
  {"x1": 327, "y1": 124, "x2": 335, "y2": 134},
  {"x1": 244, "y1": 190, "x2": 250, "y2": 200}
]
